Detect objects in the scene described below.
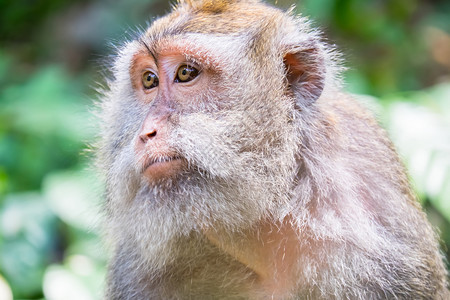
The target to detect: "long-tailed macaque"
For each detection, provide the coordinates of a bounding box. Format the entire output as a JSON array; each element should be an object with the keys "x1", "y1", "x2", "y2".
[{"x1": 97, "y1": 0, "x2": 449, "y2": 298}]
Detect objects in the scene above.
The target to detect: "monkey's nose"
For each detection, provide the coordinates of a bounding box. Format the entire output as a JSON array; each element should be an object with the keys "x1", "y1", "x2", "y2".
[{"x1": 139, "y1": 129, "x2": 157, "y2": 143}]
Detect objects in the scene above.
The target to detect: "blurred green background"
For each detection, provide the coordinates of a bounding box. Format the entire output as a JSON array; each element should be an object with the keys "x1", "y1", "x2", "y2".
[{"x1": 0, "y1": 0, "x2": 449, "y2": 299}]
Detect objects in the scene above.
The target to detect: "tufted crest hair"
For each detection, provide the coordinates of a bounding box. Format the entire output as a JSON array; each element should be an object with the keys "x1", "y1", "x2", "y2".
[{"x1": 177, "y1": 0, "x2": 260, "y2": 13}]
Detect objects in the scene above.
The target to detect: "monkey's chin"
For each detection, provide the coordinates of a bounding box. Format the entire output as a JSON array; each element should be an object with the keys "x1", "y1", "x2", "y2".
[{"x1": 142, "y1": 158, "x2": 186, "y2": 182}]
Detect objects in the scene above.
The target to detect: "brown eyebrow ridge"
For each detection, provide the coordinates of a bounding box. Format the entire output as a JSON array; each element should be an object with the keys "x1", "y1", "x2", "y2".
[{"x1": 139, "y1": 38, "x2": 158, "y2": 65}]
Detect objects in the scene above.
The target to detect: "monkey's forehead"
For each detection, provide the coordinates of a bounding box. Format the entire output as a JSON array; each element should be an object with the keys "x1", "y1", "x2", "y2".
[
  {"x1": 138, "y1": 1, "x2": 314, "y2": 60},
  {"x1": 142, "y1": 1, "x2": 308, "y2": 54},
  {"x1": 137, "y1": 33, "x2": 247, "y2": 69}
]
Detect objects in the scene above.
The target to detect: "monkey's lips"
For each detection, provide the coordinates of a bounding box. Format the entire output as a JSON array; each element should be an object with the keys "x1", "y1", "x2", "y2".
[{"x1": 141, "y1": 155, "x2": 185, "y2": 180}]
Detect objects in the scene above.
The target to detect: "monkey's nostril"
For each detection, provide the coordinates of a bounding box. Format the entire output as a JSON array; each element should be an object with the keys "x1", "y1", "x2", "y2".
[
  {"x1": 147, "y1": 130, "x2": 157, "y2": 138},
  {"x1": 139, "y1": 129, "x2": 157, "y2": 143}
]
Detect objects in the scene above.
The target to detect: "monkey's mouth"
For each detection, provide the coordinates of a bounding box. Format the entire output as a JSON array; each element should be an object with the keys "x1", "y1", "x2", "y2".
[
  {"x1": 143, "y1": 155, "x2": 182, "y2": 170},
  {"x1": 141, "y1": 155, "x2": 185, "y2": 180}
]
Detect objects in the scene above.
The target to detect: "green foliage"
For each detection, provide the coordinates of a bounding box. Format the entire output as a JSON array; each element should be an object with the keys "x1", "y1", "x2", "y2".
[
  {"x1": 0, "y1": 61, "x2": 92, "y2": 194},
  {"x1": 300, "y1": 0, "x2": 450, "y2": 96},
  {"x1": 0, "y1": 49, "x2": 102, "y2": 298},
  {"x1": 0, "y1": 193, "x2": 60, "y2": 298},
  {"x1": 0, "y1": 0, "x2": 449, "y2": 298},
  {"x1": 0, "y1": 0, "x2": 76, "y2": 42},
  {"x1": 381, "y1": 84, "x2": 450, "y2": 219}
]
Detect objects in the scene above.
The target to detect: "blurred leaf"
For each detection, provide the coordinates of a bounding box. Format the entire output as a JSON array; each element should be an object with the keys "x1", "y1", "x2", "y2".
[
  {"x1": 0, "y1": 51, "x2": 12, "y2": 87},
  {"x1": 0, "y1": 64, "x2": 95, "y2": 192},
  {"x1": 299, "y1": 0, "x2": 335, "y2": 22},
  {"x1": 382, "y1": 84, "x2": 450, "y2": 221},
  {"x1": 42, "y1": 169, "x2": 102, "y2": 232},
  {"x1": 43, "y1": 255, "x2": 105, "y2": 300},
  {"x1": 345, "y1": 70, "x2": 372, "y2": 95},
  {"x1": 43, "y1": 264, "x2": 93, "y2": 300},
  {"x1": 1, "y1": 66, "x2": 92, "y2": 140},
  {"x1": 0, "y1": 192, "x2": 62, "y2": 298},
  {"x1": 0, "y1": 0, "x2": 75, "y2": 42},
  {"x1": 0, "y1": 274, "x2": 13, "y2": 300}
]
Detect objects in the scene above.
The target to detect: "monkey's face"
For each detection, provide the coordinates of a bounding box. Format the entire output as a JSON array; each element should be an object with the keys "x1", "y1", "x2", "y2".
[
  {"x1": 100, "y1": 1, "x2": 326, "y2": 233},
  {"x1": 128, "y1": 35, "x2": 288, "y2": 182},
  {"x1": 131, "y1": 50, "x2": 205, "y2": 183}
]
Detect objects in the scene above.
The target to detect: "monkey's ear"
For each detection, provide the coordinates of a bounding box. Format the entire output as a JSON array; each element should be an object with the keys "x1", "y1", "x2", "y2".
[{"x1": 283, "y1": 46, "x2": 325, "y2": 106}]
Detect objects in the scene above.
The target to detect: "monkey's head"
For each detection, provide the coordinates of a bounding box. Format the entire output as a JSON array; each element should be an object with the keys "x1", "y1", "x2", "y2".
[{"x1": 99, "y1": 0, "x2": 337, "y2": 245}]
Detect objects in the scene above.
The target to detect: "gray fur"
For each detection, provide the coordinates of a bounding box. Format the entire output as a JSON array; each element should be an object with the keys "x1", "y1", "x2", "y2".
[{"x1": 96, "y1": 0, "x2": 448, "y2": 298}]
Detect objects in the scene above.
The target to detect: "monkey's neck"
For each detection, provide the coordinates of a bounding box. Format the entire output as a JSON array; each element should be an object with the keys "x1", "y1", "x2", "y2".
[{"x1": 203, "y1": 216, "x2": 302, "y2": 296}]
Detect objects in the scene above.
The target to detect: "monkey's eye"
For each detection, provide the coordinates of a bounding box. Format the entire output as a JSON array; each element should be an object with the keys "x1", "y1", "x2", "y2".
[
  {"x1": 142, "y1": 71, "x2": 159, "y2": 89},
  {"x1": 175, "y1": 65, "x2": 199, "y2": 83}
]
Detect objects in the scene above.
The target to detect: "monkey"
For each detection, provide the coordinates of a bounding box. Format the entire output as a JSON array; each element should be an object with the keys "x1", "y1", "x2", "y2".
[{"x1": 96, "y1": 0, "x2": 449, "y2": 299}]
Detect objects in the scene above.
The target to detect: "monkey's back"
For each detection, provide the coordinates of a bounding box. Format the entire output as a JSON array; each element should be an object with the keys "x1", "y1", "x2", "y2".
[{"x1": 292, "y1": 93, "x2": 449, "y2": 299}]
